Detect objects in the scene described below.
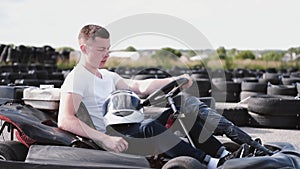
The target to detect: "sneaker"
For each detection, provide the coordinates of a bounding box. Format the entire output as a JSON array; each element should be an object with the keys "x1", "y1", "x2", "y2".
[
  {"x1": 217, "y1": 143, "x2": 250, "y2": 167},
  {"x1": 249, "y1": 138, "x2": 262, "y2": 156},
  {"x1": 250, "y1": 138, "x2": 273, "y2": 156}
]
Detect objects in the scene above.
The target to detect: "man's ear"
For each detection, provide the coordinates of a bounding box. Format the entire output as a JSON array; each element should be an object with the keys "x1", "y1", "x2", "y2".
[{"x1": 80, "y1": 44, "x2": 87, "y2": 54}]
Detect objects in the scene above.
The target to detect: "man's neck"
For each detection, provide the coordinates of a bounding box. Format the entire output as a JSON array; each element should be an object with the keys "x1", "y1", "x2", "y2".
[{"x1": 82, "y1": 63, "x2": 102, "y2": 79}]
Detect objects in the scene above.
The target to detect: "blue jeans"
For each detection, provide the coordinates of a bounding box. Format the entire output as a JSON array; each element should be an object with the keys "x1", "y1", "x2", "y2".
[{"x1": 106, "y1": 96, "x2": 225, "y2": 163}]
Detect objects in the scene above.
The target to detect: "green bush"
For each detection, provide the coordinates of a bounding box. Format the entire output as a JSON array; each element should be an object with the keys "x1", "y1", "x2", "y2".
[
  {"x1": 261, "y1": 51, "x2": 283, "y2": 61},
  {"x1": 234, "y1": 50, "x2": 255, "y2": 60}
]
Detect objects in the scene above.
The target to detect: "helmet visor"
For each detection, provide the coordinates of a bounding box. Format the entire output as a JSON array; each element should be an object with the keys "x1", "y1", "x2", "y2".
[{"x1": 107, "y1": 90, "x2": 141, "y2": 116}]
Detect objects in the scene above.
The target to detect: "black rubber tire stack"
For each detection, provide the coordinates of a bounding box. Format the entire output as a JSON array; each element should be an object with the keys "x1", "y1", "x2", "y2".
[
  {"x1": 247, "y1": 95, "x2": 300, "y2": 129},
  {"x1": 240, "y1": 81, "x2": 267, "y2": 101},
  {"x1": 184, "y1": 78, "x2": 211, "y2": 97},
  {"x1": 267, "y1": 84, "x2": 297, "y2": 97},
  {"x1": 215, "y1": 102, "x2": 250, "y2": 127},
  {"x1": 211, "y1": 78, "x2": 241, "y2": 103}
]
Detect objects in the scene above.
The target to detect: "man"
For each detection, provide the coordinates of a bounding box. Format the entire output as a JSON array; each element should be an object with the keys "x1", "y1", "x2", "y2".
[{"x1": 58, "y1": 24, "x2": 270, "y2": 168}]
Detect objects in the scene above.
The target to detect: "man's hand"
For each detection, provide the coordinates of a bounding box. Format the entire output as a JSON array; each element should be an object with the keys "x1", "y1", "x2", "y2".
[
  {"x1": 102, "y1": 135, "x2": 129, "y2": 153},
  {"x1": 176, "y1": 74, "x2": 193, "y2": 89}
]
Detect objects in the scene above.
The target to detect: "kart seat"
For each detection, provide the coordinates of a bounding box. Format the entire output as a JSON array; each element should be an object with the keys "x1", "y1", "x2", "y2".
[{"x1": 0, "y1": 103, "x2": 90, "y2": 148}]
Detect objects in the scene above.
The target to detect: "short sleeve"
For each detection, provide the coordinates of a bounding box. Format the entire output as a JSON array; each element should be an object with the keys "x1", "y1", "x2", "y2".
[{"x1": 60, "y1": 68, "x2": 86, "y2": 96}]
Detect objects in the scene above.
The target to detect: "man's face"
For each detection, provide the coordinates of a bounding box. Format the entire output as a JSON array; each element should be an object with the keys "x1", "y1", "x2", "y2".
[{"x1": 84, "y1": 37, "x2": 110, "y2": 68}]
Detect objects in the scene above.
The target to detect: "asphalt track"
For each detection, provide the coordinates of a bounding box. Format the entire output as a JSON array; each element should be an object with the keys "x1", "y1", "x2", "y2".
[
  {"x1": 216, "y1": 126, "x2": 300, "y2": 149},
  {"x1": 213, "y1": 102, "x2": 300, "y2": 149}
]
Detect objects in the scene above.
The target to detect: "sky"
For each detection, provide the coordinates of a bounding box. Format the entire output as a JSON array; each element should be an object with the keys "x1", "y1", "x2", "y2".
[{"x1": 0, "y1": 0, "x2": 299, "y2": 51}]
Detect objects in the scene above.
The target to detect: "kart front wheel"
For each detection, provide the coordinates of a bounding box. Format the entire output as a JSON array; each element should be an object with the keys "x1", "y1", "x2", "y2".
[
  {"x1": 162, "y1": 156, "x2": 206, "y2": 169},
  {"x1": 0, "y1": 141, "x2": 28, "y2": 161}
]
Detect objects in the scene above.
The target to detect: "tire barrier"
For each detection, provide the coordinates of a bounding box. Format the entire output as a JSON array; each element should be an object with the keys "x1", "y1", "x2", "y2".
[
  {"x1": 184, "y1": 78, "x2": 211, "y2": 97},
  {"x1": 281, "y1": 77, "x2": 300, "y2": 85},
  {"x1": 215, "y1": 103, "x2": 250, "y2": 126},
  {"x1": 248, "y1": 95, "x2": 300, "y2": 116},
  {"x1": 297, "y1": 83, "x2": 300, "y2": 95},
  {"x1": 240, "y1": 81, "x2": 268, "y2": 100},
  {"x1": 258, "y1": 72, "x2": 281, "y2": 85},
  {"x1": 0, "y1": 85, "x2": 28, "y2": 103},
  {"x1": 0, "y1": 43, "x2": 70, "y2": 87},
  {"x1": 233, "y1": 77, "x2": 258, "y2": 83},
  {"x1": 267, "y1": 84, "x2": 297, "y2": 96},
  {"x1": 290, "y1": 71, "x2": 300, "y2": 78},
  {"x1": 211, "y1": 70, "x2": 233, "y2": 80},
  {"x1": 248, "y1": 112, "x2": 300, "y2": 129},
  {"x1": 211, "y1": 79, "x2": 241, "y2": 102},
  {"x1": 246, "y1": 94, "x2": 300, "y2": 129},
  {"x1": 190, "y1": 69, "x2": 209, "y2": 79},
  {"x1": 0, "y1": 45, "x2": 59, "y2": 65},
  {"x1": 131, "y1": 67, "x2": 172, "y2": 80},
  {"x1": 232, "y1": 68, "x2": 257, "y2": 78},
  {"x1": 241, "y1": 82, "x2": 267, "y2": 93}
]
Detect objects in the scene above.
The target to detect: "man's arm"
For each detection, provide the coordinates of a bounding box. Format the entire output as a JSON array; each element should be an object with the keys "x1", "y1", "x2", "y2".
[
  {"x1": 116, "y1": 74, "x2": 193, "y2": 98},
  {"x1": 57, "y1": 92, "x2": 128, "y2": 153}
]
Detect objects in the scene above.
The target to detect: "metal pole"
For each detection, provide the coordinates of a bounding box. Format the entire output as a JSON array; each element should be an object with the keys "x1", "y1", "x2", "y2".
[{"x1": 167, "y1": 96, "x2": 196, "y2": 148}]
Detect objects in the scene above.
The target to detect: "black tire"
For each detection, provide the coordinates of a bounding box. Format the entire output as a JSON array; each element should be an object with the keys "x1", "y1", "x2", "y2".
[
  {"x1": 262, "y1": 72, "x2": 279, "y2": 79},
  {"x1": 267, "y1": 84, "x2": 297, "y2": 96},
  {"x1": 162, "y1": 156, "x2": 206, "y2": 169},
  {"x1": 194, "y1": 78, "x2": 211, "y2": 93},
  {"x1": 297, "y1": 83, "x2": 300, "y2": 94},
  {"x1": 265, "y1": 68, "x2": 277, "y2": 73},
  {"x1": 0, "y1": 141, "x2": 28, "y2": 161},
  {"x1": 184, "y1": 78, "x2": 211, "y2": 97},
  {"x1": 212, "y1": 81, "x2": 241, "y2": 92},
  {"x1": 240, "y1": 91, "x2": 265, "y2": 101},
  {"x1": 191, "y1": 73, "x2": 209, "y2": 79},
  {"x1": 281, "y1": 77, "x2": 300, "y2": 85},
  {"x1": 215, "y1": 103, "x2": 250, "y2": 126},
  {"x1": 14, "y1": 79, "x2": 40, "y2": 86},
  {"x1": 240, "y1": 77, "x2": 258, "y2": 82},
  {"x1": 248, "y1": 112, "x2": 300, "y2": 129},
  {"x1": 258, "y1": 78, "x2": 281, "y2": 85},
  {"x1": 212, "y1": 91, "x2": 240, "y2": 102},
  {"x1": 241, "y1": 82, "x2": 267, "y2": 93},
  {"x1": 247, "y1": 95, "x2": 300, "y2": 116},
  {"x1": 290, "y1": 71, "x2": 300, "y2": 78}
]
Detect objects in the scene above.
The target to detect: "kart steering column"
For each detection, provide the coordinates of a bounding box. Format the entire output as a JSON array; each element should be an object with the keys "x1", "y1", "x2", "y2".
[{"x1": 166, "y1": 93, "x2": 196, "y2": 148}]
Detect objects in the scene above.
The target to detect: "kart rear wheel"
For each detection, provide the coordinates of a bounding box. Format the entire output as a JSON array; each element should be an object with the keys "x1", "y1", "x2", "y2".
[
  {"x1": 0, "y1": 141, "x2": 28, "y2": 161},
  {"x1": 162, "y1": 156, "x2": 206, "y2": 169}
]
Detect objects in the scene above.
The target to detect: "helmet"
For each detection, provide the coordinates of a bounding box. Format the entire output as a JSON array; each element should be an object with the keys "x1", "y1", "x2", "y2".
[{"x1": 103, "y1": 90, "x2": 144, "y2": 126}]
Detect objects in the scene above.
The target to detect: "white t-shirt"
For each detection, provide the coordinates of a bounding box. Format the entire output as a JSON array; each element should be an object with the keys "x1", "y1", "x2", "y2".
[{"x1": 61, "y1": 64, "x2": 122, "y2": 132}]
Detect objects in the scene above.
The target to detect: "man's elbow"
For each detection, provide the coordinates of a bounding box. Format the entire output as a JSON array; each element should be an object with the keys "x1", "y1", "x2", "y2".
[{"x1": 57, "y1": 117, "x2": 70, "y2": 131}]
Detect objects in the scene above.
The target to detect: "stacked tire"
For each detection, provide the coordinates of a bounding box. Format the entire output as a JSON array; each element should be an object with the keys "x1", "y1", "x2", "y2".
[
  {"x1": 267, "y1": 84, "x2": 297, "y2": 97},
  {"x1": 240, "y1": 81, "x2": 267, "y2": 101},
  {"x1": 258, "y1": 72, "x2": 281, "y2": 85},
  {"x1": 184, "y1": 78, "x2": 211, "y2": 97},
  {"x1": 211, "y1": 78, "x2": 241, "y2": 102},
  {"x1": 297, "y1": 83, "x2": 300, "y2": 97},
  {"x1": 215, "y1": 102, "x2": 250, "y2": 127},
  {"x1": 247, "y1": 95, "x2": 300, "y2": 129}
]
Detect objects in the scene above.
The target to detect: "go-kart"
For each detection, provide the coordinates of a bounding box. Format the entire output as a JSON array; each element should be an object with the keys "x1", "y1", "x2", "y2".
[{"x1": 0, "y1": 78, "x2": 300, "y2": 169}]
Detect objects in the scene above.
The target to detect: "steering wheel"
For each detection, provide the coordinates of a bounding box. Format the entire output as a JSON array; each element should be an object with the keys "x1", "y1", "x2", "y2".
[{"x1": 142, "y1": 77, "x2": 189, "y2": 106}]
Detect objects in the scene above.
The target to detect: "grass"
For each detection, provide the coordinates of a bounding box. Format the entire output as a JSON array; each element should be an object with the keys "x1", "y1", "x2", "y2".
[
  {"x1": 105, "y1": 57, "x2": 197, "y2": 69},
  {"x1": 56, "y1": 56, "x2": 300, "y2": 71}
]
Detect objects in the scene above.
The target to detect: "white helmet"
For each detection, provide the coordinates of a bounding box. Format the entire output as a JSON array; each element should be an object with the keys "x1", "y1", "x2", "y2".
[{"x1": 103, "y1": 90, "x2": 144, "y2": 126}]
